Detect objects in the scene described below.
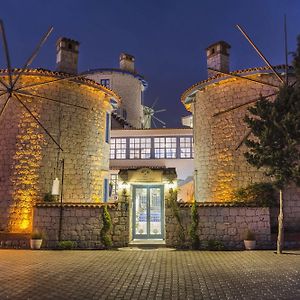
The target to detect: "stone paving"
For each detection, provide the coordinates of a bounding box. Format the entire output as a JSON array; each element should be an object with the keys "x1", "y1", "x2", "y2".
[{"x1": 0, "y1": 249, "x2": 299, "y2": 299}]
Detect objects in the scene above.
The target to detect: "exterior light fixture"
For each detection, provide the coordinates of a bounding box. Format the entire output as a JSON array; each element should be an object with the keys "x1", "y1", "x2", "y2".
[{"x1": 51, "y1": 178, "x2": 60, "y2": 195}]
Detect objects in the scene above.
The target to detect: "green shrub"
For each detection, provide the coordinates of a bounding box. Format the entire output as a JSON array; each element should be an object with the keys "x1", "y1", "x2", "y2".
[
  {"x1": 167, "y1": 189, "x2": 186, "y2": 247},
  {"x1": 205, "y1": 239, "x2": 225, "y2": 251},
  {"x1": 244, "y1": 229, "x2": 255, "y2": 240},
  {"x1": 100, "y1": 205, "x2": 112, "y2": 248},
  {"x1": 233, "y1": 182, "x2": 276, "y2": 207},
  {"x1": 57, "y1": 241, "x2": 77, "y2": 250},
  {"x1": 189, "y1": 201, "x2": 200, "y2": 250},
  {"x1": 31, "y1": 231, "x2": 43, "y2": 239},
  {"x1": 43, "y1": 192, "x2": 56, "y2": 202}
]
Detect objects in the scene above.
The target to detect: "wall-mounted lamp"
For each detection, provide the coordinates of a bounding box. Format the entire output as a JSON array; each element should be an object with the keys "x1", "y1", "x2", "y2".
[{"x1": 51, "y1": 178, "x2": 60, "y2": 195}]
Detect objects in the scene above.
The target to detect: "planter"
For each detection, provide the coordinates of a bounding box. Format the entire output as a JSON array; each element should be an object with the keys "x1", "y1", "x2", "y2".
[
  {"x1": 30, "y1": 239, "x2": 43, "y2": 250},
  {"x1": 244, "y1": 240, "x2": 256, "y2": 250}
]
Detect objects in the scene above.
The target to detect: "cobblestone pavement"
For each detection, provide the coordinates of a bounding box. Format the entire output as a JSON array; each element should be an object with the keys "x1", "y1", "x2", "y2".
[{"x1": 0, "y1": 249, "x2": 299, "y2": 300}]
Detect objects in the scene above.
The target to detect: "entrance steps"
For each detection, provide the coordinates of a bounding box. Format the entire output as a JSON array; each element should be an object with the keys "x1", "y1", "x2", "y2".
[{"x1": 128, "y1": 239, "x2": 166, "y2": 250}]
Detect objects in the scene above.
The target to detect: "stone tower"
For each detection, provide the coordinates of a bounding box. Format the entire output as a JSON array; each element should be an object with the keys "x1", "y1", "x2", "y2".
[
  {"x1": 120, "y1": 53, "x2": 135, "y2": 73},
  {"x1": 56, "y1": 37, "x2": 80, "y2": 74},
  {"x1": 206, "y1": 41, "x2": 231, "y2": 77}
]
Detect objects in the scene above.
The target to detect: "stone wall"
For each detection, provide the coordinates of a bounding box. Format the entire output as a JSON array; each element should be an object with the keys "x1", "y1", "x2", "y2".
[
  {"x1": 33, "y1": 203, "x2": 129, "y2": 248},
  {"x1": 270, "y1": 185, "x2": 300, "y2": 232},
  {"x1": 165, "y1": 203, "x2": 271, "y2": 249},
  {"x1": 192, "y1": 71, "x2": 281, "y2": 202},
  {"x1": 0, "y1": 70, "x2": 118, "y2": 233}
]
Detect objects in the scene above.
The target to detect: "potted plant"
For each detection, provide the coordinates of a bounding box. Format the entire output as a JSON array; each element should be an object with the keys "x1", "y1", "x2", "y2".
[
  {"x1": 244, "y1": 229, "x2": 256, "y2": 250},
  {"x1": 30, "y1": 231, "x2": 43, "y2": 250}
]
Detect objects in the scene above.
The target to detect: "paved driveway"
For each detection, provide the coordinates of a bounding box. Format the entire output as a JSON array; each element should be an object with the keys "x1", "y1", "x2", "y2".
[{"x1": 0, "y1": 249, "x2": 299, "y2": 299}]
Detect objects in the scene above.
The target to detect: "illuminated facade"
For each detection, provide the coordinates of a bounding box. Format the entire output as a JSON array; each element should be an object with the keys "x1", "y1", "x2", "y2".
[
  {"x1": 181, "y1": 41, "x2": 294, "y2": 202},
  {"x1": 0, "y1": 69, "x2": 119, "y2": 233}
]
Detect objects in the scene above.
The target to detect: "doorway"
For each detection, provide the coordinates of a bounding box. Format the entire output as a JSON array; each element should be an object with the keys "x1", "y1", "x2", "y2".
[{"x1": 132, "y1": 185, "x2": 164, "y2": 240}]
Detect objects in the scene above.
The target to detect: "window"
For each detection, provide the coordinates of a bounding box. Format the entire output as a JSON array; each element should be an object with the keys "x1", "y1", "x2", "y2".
[
  {"x1": 100, "y1": 79, "x2": 110, "y2": 88},
  {"x1": 110, "y1": 138, "x2": 127, "y2": 159},
  {"x1": 180, "y1": 137, "x2": 193, "y2": 158},
  {"x1": 103, "y1": 178, "x2": 109, "y2": 202},
  {"x1": 105, "y1": 113, "x2": 110, "y2": 143},
  {"x1": 154, "y1": 137, "x2": 176, "y2": 159},
  {"x1": 129, "y1": 138, "x2": 151, "y2": 159},
  {"x1": 110, "y1": 174, "x2": 118, "y2": 197}
]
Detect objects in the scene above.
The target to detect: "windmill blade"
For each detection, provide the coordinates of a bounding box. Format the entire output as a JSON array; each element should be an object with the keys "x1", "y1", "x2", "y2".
[
  {"x1": 152, "y1": 115, "x2": 166, "y2": 126},
  {"x1": 0, "y1": 90, "x2": 7, "y2": 97},
  {"x1": 151, "y1": 97, "x2": 159, "y2": 109},
  {"x1": 154, "y1": 109, "x2": 166, "y2": 113},
  {"x1": 16, "y1": 73, "x2": 86, "y2": 91},
  {"x1": 213, "y1": 91, "x2": 278, "y2": 117},
  {"x1": 235, "y1": 129, "x2": 252, "y2": 151},
  {"x1": 152, "y1": 118, "x2": 157, "y2": 128},
  {"x1": 208, "y1": 68, "x2": 280, "y2": 89},
  {"x1": 14, "y1": 93, "x2": 63, "y2": 151},
  {"x1": 236, "y1": 24, "x2": 284, "y2": 85},
  {"x1": 0, "y1": 94, "x2": 11, "y2": 121},
  {"x1": 284, "y1": 15, "x2": 289, "y2": 85},
  {"x1": 16, "y1": 90, "x2": 88, "y2": 110},
  {"x1": 0, "y1": 20, "x2": 13, "y2": 87},
  {"x1": 12, "y1": 26, "x2": 53, "y2": 88}
]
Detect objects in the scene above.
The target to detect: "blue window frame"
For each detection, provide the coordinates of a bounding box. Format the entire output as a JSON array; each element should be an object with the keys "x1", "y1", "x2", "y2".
[
  {"x1": 100, "y1": 79, "x2": 110, "y2": 88},
  {"x1": 105, "y1": 113, "x2": 110, "y2": 143},
  {"x1": 104, "y1": 178, "x2": 109, "y2": 202}
]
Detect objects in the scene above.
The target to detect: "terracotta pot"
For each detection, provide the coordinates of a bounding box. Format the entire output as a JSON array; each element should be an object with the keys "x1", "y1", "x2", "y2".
[
  {"x1": 244, "y1": 240, "x2": 256, "y2": 250},
  {"x1": 30, "y1": 239, "x2": 43, "y2": 250}
]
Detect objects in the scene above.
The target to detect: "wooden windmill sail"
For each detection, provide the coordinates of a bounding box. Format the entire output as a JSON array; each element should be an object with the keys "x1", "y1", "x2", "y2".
[
  {"x1": 210, "y1": 18, "x2": 293, "y2": 150},
  {"x1": 0, "y1": 20, "x2": 88, "y2": 151}
]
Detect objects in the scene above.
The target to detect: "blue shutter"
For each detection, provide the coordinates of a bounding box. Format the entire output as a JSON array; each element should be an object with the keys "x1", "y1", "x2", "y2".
[
  {"x1": 105, "y1": 113, "x2": 110, "y2": 143},
  {"x1": 104, "y1": 178, "x2": 109, "y2": 202}
]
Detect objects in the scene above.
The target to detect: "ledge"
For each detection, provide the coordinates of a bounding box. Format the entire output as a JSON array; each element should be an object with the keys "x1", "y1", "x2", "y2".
[
  {"x1": 178, "y1": 202, "x2": 262, "y2": 208},
  {"x1": 35, "y1": 202, "x2": 119, "y2": 209}
]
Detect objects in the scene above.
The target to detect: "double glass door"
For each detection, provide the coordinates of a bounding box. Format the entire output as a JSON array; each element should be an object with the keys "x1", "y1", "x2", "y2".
[{"x1": 133, "y1": 185, "x2": 164, "y2": 239}]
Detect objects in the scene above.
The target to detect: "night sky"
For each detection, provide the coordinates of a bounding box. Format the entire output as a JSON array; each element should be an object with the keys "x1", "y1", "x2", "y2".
[{"x1": 1, "y1": 0, "x2": 300, "y2": 127}]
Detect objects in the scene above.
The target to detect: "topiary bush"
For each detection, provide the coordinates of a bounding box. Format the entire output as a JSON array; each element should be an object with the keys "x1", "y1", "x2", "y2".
[
  {"x1": 167, "y1": 189, "x2": 186, "y2": 247},
  {"x1": 189, "y1": 201, "x2": 200, "y2": 250},
  {"x1": 233, "y1": 182, "x2": 276, "y2": 207},
  {"x1": 100, "y1": 205, "x2": 112, "y2": 249}
]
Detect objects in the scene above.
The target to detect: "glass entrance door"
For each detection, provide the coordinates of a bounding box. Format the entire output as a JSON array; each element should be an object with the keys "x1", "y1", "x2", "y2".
[{"x1": 133, "y1": 185, "x2": 164, "y2": 239}]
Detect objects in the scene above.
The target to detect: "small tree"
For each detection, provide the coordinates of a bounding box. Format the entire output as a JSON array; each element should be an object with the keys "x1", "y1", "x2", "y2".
[
  {"x1": 189, "y1": 201, "x2": 200, "y2": 249},
  {"x1": 244, "y1": 38, "x2": 300, "y2": 254},
  {"x1": 100, "y1": 205, "x2": 112, "y2": 248}
]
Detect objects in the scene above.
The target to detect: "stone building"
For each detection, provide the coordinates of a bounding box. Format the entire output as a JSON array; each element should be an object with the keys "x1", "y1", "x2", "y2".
[
  {"x1": 181, "y1": 41, "x2": 298, "y2": 204},
  {"x1": 84, "y1": 53, "x2": 147, "y2": 129},
  {"x1": 0, "y1": 38, "x2": 120, "y2": 233}
]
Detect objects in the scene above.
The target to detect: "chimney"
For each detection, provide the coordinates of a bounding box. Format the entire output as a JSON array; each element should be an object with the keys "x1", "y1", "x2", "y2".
[
  {"x1": 56, "y1": 37, "x2": 80, "y2": 74},
  {"x1": 206, "y1": 41, "x2": 231, "y2": 77},
  {"x1": 119, "y1": 53, "x2": 135, "y2": 73}
]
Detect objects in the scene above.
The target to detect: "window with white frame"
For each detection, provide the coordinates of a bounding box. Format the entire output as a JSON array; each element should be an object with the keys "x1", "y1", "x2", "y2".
[
  {"x1": 154, "y1": 137, "x2": 176, "y2": 158},
  {"x1": 110, "y1": 138, "x2": 127, "y2": 159},
  {"x1": 180, "y1": 137, "x2": 193, "y2": 158},
  {"x1": 100, "y1": 79, "x2": 110, "y2": 88},
  {"x1": 129, "y1": 138, "x2": 151, "y2": 159}
]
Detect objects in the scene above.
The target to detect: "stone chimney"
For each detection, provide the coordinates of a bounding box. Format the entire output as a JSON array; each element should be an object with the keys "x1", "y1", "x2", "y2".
[
  {"x1": 56, "y1": 37, "x2": 80, "y2": 74},
  {"x1": 206, "y1": 41, "x2": 231, "y2": 77},
  {"x1": 119, "y1": 53, "x2": 135, "y2": 73}
]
